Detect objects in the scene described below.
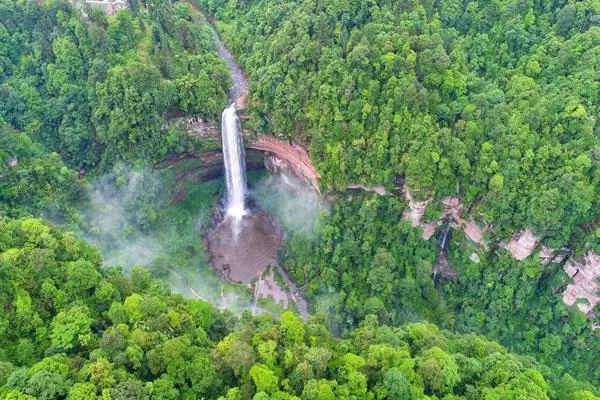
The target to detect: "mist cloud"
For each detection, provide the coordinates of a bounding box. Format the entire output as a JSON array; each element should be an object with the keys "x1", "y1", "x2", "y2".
[
  {"x1": 252, "y1": 171, "x2": 328, "y2": 239},
  {"x1": 82, "y1": 165, "x2": 165, "y2": 271}
]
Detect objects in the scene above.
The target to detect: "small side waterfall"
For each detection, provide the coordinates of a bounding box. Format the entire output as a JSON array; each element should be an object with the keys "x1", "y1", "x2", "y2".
[{"x1": 221, "y1": 103, "x2": 247, "y2": 219}]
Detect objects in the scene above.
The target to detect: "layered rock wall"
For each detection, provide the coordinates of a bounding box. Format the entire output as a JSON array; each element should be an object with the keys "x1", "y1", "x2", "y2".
[{"x1": 247, "y1": 135, "x2": 320, "y2": 190}]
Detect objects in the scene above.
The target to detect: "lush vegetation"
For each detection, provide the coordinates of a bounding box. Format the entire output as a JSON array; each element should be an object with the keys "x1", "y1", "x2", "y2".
[
  {"x1": 2, "y1": 0, "x2": 600, "y2": 397},
  {"x1": 196, "y1": 0, "x2": 600, "y2": 387},
  {"x1": 199, "y1": 0, "x2": 600, "y2": 247},
  {"x1": 0, "y1": 0, "x2": 238, "y2": 305},
  {"x1": 281, "y1": 195, "x2": 443, "y2": 329},
  {"x1": 0, "y1": 0, "x2": 229, "y2": 174},
  {"x1": 0, "y1": 124, "x2": 82, "y2": 219},
  {"x1": 280, "y1": 192, "x2": 600, "y2": 385},
  {"x1": 1, "y1": 217, "x2": 599, "y2": 399}
]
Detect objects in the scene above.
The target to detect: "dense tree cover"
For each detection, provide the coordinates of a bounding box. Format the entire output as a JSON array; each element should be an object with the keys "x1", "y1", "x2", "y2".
[
  {"x1": 198, "y1": 0, "x2": 600, "y2": 246},
  {"x1": 3, "y1": 0, "x2": 600, "y2": 397},
  {"x1": 281, "y1": 192, "x2": 600, "y2": 386},
  {"x1": 441, "y1": 236, "x2": 600, "y2": 386},
  {"x1": 0, "y1": 123, "x2": 82, "y2": 218},
  {"x1": 0, "y1": 0, "x2": 230, "y2": 171},
  {"x1": 0, "y1": 217, "x2": 598, "y2": 399},
  {"x1": 282, "y1": 194, "x2": 445, "y2": 331},
  {"x1": 196, "y1": 0, "x2": 600, "y2": 386}
]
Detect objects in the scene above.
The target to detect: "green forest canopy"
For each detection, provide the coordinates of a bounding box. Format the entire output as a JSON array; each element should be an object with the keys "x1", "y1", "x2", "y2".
[
  {"x1": 197, "y1": 0, "x2": 600, "y2": 388},
  {"x1": 0, "y1": 216, "x2": 598, "y2": 399},
  {"x1": 1, "y1": 0, "x2": 600, "y2": 398},
  {"x1": 199, "y1": 0, "x2": 600, "y2": 247}
]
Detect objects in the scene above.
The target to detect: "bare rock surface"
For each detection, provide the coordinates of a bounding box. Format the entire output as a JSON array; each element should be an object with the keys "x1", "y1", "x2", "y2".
[
  {"x1": 540, "y1": 245, "x2": 568, "y2": 265},
  {"x1": 402, "y1": 189, "x2": 433, "y2": 232},
  {"x1": 186, "y1": 116, "x2": 220, "y2": 137},
  {"x1": 254, "y1": 267, "x2": 289, "y2": 310},
  {"x1": 464, "y1": 221, "x2": 486, "y2": 244},
  {"x1": 421, "y1": 223, "x2": 438, "y2": 241},
  {"x1": 347, "y1": 184, "x2": 387, "y2": 195},
  {"x1": 563, "y1": 251, "x2": 600, "y2": 315},
  {"x1": 207, "y1": 211, "x2": 309, "y2": 320},
  {"x1": 401, "y1": 192, "x2": 488, "y2": 244},
  {"x1": 505, "y1": 229, "x2": 540, "y2": 260},
  {"x1": 441, "y1": 197, "x2": 487, "y2": 245},
  {"x1": 207, "y1": 213, "x2": 282, "y2": 284},
  {"x1": 248, "y1": 135, "x2": 320, "y2": 190}
]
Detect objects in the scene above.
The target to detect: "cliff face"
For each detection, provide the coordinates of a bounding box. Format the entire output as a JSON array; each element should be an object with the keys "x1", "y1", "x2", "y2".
[
  {"x1": 177, "y1": 114, "x2": 600, "y2": 324},
  {"x1": 402, "y1": 190, "x2": 487, "y2": 245},
  {"x1": 177, "y1": 116, "x2": 577, "y2": 262},
  {"x1": 247, "y1": 135, "x2": 320, "y2": 190},
  {"x1": 167, "y1": 114, "x2": 321, "y2": 189}
]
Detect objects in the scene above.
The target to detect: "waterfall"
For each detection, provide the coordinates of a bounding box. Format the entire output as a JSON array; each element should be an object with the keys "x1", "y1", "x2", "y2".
[{"x1": 221, "y1": 103, "x2": 247, "y2": 219}]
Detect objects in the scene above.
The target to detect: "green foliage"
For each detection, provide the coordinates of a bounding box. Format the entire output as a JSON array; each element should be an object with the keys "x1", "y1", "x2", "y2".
[
  {"x1": 281, "y1": 194, "x2": 443, "y2": 329},
  {"x1": 199, "y1": 0, "x2": 600, "y2": 246},
  {"x1": 92, "y1": 61, "x2": 178, "y2": 166},
  {"x1": 280, "y1": 191, "x2": 600, "y2": 385},
  {"x1": 50, "y1": 306, "x2": 93, "y2": 352},
  {"x1": 0, "y1": 217, "x2": 594, "y2": 398},
  {"x1": 0, "y1": 0, "x2": 230, "y2": 173},
  {"x1": 440, "y1": 246, "x2": 600, "y2": 386},
  {"x1": 1, "y1": 0, "x2": 600, "y2": 398},
  {"x1": 0, "y1": 125, "x2": 81, "y2": 218},
  {"x1": 197, "y1": 0, "x2": 600, "y2": 387},
  {"x1": 249, "y1": 364, "x2": 279, "y2": 394}
]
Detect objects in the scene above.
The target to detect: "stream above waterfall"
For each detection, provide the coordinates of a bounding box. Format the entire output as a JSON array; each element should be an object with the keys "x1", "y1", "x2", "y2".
[{"x1": 209, "y1": 25, "x2": 248, "y2": 107}]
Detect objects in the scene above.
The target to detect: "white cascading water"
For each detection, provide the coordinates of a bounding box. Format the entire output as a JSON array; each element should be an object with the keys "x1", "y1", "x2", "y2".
[{"x1": 221, "y1": 103, "x2": 247, "y2": 219}]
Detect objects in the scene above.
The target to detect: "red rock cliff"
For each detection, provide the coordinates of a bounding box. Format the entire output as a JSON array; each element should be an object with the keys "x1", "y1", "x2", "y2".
[{"x1": 247, "y1": 135, "x2": 320, "y2": 190}]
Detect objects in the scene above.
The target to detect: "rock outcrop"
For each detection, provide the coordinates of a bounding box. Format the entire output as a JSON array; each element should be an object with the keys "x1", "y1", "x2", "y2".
[
  {"x1": 441, "y1": 197, "x2": 487, "y2": 245},
  {"x1": 401, "y1": 191, "x2": 488, "y2": 244},
  {"x1": 166, "y1": 115, "x2": 321, "y2": 190},
  {"x1": 504, "y1": 229, "x2": 540, "y2": 261},
  {"x1": 171, "y1": 112, "x2": 576, "y2": 267},
  {"x1": 540, "y1": 245, "x2": 568, "y2": 265},
  {"x1": 402, "y1": 189, "x2": 433, "y2": 237},
  {"x1": 563, "y1": 251, "x2": 600, "y2": 315},
  {"x1": 73, "y1": 0, "x2": 128, "y2": 16},
  {"x1": 186, "y1": 116, "x2": 220, "y2": 137},
  {"x1": 347, "y1": 184, "x2": 387, "y2": 196},
  {"x1": 248, "y1": 135, "x2": 320, "y2": 190},
  {"x1": 235, "y1": 92, "x2": 249, "y2": 110}
]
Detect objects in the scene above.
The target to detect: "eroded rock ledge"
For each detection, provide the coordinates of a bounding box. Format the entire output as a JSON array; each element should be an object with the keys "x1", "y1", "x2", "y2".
[
  {"x1": 401, "y1": 191, "x2": 571, "y2": 264},
  {"x1": 347, "y1": 184, "x2": 388, "y2": 196},
  {"x1": 247, "y1": 135, "x2": 320, "y2": 190},
  {"x1": 173, "y1": 113, "x2": 600, "y2": 323},
  {"x1": 167, "y1": 115, "x2": 321, "y2": 189},
  {"x1": 174, "y1": 114, "x2": 575, "y2": 265},
  {"x1": 403, "y1": 189, "x2": 487, "y2": 245},
  {"x1": 563, "y1": 251, "x2": 600, "y2": 319}
]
